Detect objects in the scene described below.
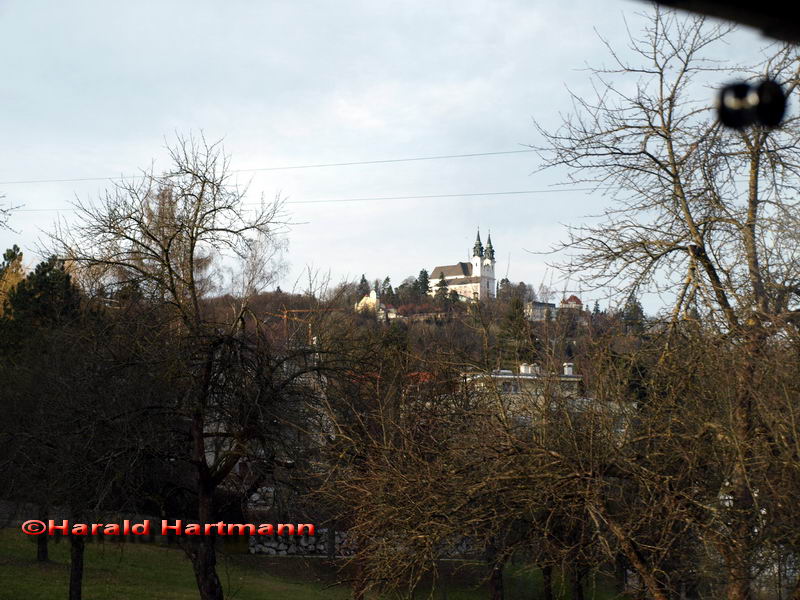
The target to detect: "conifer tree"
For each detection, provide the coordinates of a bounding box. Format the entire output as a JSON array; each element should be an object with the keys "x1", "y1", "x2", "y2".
[
  {"x1": 357, "y1": 274, "x2": 370, "y2": 299},
  {"x1": 4, "y1": 256, "x2": 80, "y2": 327},
  {"x1": 416, "y1": 269, "x2": 430, "y2": 296},
  {"x1": 434, "y1": 273, "x2": 449, "y2": 305},
  {"x1": 380, "y1": 277, "x2": 394, "y2": 302},
  {"x1": 0, "y1": 245, "x2": 24, "y2": 317}
]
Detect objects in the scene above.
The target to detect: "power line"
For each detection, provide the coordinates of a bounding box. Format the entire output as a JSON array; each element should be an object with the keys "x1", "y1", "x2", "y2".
[
  {"x1": 11, "y1": 177, "x2": 756, "y2": 211},
  {"x1": 0, "y1": 149, "x2": 536, "y2": 186},
  {"x1": 240, "y1": 149, "x2": 536, "y2": 172},
  {"x1": 14, "y1": 187, "x2": 597, "y2": 212},
  {"x1": 283, "y1": 188, "x2": 594, "y2": 205}
]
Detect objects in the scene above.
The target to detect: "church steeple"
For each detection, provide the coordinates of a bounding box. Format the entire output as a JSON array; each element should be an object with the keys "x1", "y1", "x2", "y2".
[
  {"x1": 472, "y1": 229, "x2": 484, "y2": 258},
  {"x1": 485, "y1": 232, "x2": 495, "y2": 261}
]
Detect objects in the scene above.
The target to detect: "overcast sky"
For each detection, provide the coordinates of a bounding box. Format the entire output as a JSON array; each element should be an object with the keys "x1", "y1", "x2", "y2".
[{"x1": 0, "y1": 1, "x2": 768, "y2": 311}]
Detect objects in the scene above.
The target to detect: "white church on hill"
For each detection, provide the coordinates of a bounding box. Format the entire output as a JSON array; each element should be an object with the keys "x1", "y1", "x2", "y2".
[{"x1": 430, "y1": 230, "x2": 497, "y2": 301}]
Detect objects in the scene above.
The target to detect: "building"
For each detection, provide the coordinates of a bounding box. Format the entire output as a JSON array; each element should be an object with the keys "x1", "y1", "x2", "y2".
[
  {"x1": 460, "y1": 363, "x2": 603, "y2": 429},
  {"x1": 559, "y1": 295, "x2": 583, "y2": 311},
  {"x1": 525, "y1": 295, "x2": 588, "y2": 324},
  {"x1": 525, "y1": 301, "x2": 556, "y2": 321},
  {"x1": 429, "y1": 230, "x2": 497, "y2": 301},
  {"x1": 354, "y1": 289, "x2": 398, "y2": 320},
  {"x1": 354, "y1": 290, "x2": 382, "y2": 313},
  {"x1": 464, "y1": 362, "x2": 582, "y2": 400}
]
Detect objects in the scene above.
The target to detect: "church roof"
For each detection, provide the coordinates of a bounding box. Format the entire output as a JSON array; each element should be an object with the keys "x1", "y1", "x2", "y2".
[
  {"x1": 485, "y1": 232, "x2": 495, "y2": 261},
  {"x1": 430, "y1": 262, "x2": 473, "y2": 278},
  {"x1": 473, "y1": 230, "x2": 484, "y2": 258},
  {"x1": 443, "y1": 276, "x2": 482, "y2": 285}
]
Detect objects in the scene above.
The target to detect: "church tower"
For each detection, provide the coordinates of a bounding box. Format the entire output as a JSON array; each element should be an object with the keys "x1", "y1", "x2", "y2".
[
  {"x1": 429, "y1": 229, "x2": 499, "y2": 303},
  {"x1": 483, "y1": 232, "x2": 496, "y2": 299},
  {"x1": 471, "y1": 230, "x2": 484, "y2": 282}
]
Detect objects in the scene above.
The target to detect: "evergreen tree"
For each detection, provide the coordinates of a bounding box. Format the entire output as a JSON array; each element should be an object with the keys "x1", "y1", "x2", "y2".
[
  {"x1": 380, "y1": 277, "x2": 394, "y2": 303},
  {"x1": 3, "y1": 256, "x2": 80, "y2": 327},
  {"x1": 396, "y1": 276, "x2": 418, "y2": 305},
  {"x1": 621, "y1": 296, "x2": 645, "y2": 333},
  {"x1": 497, "y1": 278, "x2": 513, "y2": 302},
  {"x1": 434, "y1": 273, "x2": 449, "y2": 305},
  {"x1": 504, "y1": 296, "x2": 527, "y2": 335},
  {"x1": 416, "y1": 269, "x2": 430, "y2": 296},
  {"x1": 357, "y1": 274, "x2": 371, "y2": 299},
  {"x1": 1, "y1": 245, "x2": 23, "y2": 273},
  {"x1": 498, "y1": 295, "x2": 535, "y2": 366},
  {"x1": 0, "y1": 256, "x2": 83, "y2": 360},
  {"x1": 0, "y1": 245, "x2": 24, "y2": 317},
  {"x1": 592, "y1": 300, "x2": 601, "y2": 317}
]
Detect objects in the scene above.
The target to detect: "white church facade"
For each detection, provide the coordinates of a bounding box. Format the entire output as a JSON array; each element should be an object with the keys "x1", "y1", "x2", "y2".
[{"x1": 430, "y1": 230, "x2": 497, "y2": 301}]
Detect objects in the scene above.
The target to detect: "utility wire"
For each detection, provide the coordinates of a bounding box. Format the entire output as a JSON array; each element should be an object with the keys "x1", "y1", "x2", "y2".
[
  {"x1": 240, "y1": 149, "x2": 536, "y2": 172},
  {"x1": 14, "y1": 187, "x2": 598, "y2": 212},
  {"x1": 283, "y1": 188, "x2": 593, "y2": 204},
  {"x1": 0, "y1": 149, "x2": 536, "y2": 186}
]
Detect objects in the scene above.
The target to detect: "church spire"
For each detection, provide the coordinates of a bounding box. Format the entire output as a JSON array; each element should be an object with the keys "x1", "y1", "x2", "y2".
[
  {"x1": 472, "y1": 229, "x2": 484, "y2": 258},
  {"x1": 485, "y1": 232, "x2": 495, "y2": 261}
]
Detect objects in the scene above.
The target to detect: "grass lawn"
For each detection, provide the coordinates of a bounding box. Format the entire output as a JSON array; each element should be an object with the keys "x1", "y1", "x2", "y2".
[{"x1": 0, "y1": 528, "x2": 621, "y2": 599}]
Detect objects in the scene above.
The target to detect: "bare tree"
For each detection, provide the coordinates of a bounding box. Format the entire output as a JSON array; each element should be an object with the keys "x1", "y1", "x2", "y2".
[
  {"x1": 0, "y1": 193, "x2": 15, "y2": 231},
  {"x1": 315, "y1": 314, "x2": 605, "y2": 600},
  {"x1": 535, "y1": 9, "x2": 800, "y2": 600},
  {"x1": 536, "y1": 10, "x2": 800, "y2": 328},
  {"x1": 48, "y1": 134, "x2": 298, "y2": 600}
]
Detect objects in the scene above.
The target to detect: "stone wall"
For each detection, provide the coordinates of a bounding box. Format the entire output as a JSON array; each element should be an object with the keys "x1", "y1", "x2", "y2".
[
  {"x1": 248, "y1": 527, "x2": 354, "y2": 557},
  {"x1": 248, "y1": 529, "x2": 480, "y2": 559}
]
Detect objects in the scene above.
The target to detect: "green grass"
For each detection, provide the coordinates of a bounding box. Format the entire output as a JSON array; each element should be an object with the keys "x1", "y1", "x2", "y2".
[{"x1": 0, "y1": 528, "x2": 621, "y2": 599}]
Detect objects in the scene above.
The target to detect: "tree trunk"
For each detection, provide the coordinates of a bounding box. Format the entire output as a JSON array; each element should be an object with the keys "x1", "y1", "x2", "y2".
[
  {"x1": 186, "y1": 484, "x2": 224, "y2": 600},
  {"x1": 488, "y1": 561, "x2": 504, "y2": 600},
  {"x1": 187, "y1": 536, "x2": 224, "y2": 600},
  {"x1": 570, "y1": 568, "x2": 584, "y2": 600},
  {"x1": 726, "y1": 577, "x2": 752, "y2": 600},
  {"x1": 723, "y1": 327, "x2": 762, "y2": 600},
  {"x1": 68, "y1": 534, "x2": 85, "y2": 600},
  {"x1": 186, "y1": 408, "x2": 225, "y2": 600},
  {"x1": 542, "y1": 565, "x2": 554, "y2": 600},
  {"x1": 614, "y1": 554, "x2": 628, "y2": 594},
  {"x1": 36, "y1": 504, "x2": 48, "y2": 562},
  {"x1": 327, "y1": 524, "x2": 336, "y2": 560},
  {"x1": 788, "y1": 574, "x2": 800, "y2": 600},
  {"x1": 352, "y1": 558, "x2": 367, "y2": 600},
  {"x1": 598, "y1": 508, "x2": 669, "y2": 600},
  {"x1": 483, "y1": 539, "x2": 505, "y2": 600},
  {"x1": 678, "y1": 571, "x2": 700, "y2": 600},
  {"x1": 37, "y1": 534, "x2": 49, "y2": 562}
]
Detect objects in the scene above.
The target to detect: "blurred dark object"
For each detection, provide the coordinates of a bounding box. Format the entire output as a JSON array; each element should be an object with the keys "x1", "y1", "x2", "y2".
[
  {"x1": 717, "y1": 82, "x2": 757, "y2": 129},
  {"x1": 652, "y1": 1, "x2": 800, "y2": 42},
  {"x1": 717, "y1": 79, "x2": 786, "y2": 129},
  {"x1": 650, "y1": 2, "x2": 794, "y2": 129},
  {"x1": 755, "y1": 80, "x2": 787, "y2": 127}
]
